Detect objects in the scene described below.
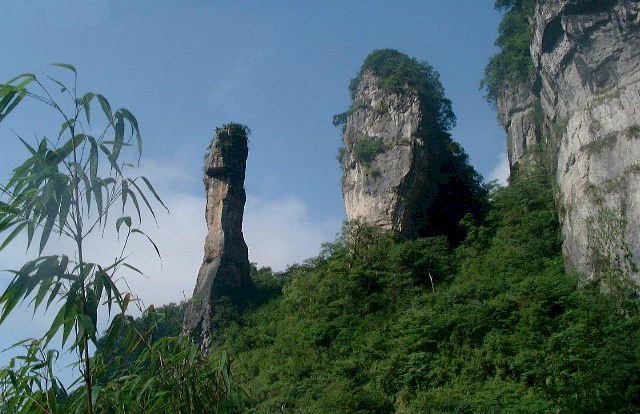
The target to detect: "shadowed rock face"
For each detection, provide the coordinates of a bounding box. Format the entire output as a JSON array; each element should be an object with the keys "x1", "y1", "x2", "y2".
[
  {"x1": 498, "y1": 1, "x2": 640, "y2": 279},
  {"x1": 340, "y1": 70, "x2": 484, "y2": 242},
  {"x1": 182, "y1": 124, "x2": 251, "y2": 346}
]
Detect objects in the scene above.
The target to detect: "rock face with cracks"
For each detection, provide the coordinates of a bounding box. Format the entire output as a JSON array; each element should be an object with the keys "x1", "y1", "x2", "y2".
[
  {"x1": 497, "y1": 0, "x2": 640, "y2": 280},
  {"x1": 340, "y1": 71, "x2": 425, "y2": 236},
  {"x1": 182, "y1": 124, "x2": 251, "y2": 346},
  {"x1": 339, "y1": 66, "x2": 485, "y2": 243}
]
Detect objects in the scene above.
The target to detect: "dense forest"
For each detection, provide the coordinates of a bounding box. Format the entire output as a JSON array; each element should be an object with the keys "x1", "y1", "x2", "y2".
[{"x1": 85, "y1": 165, "x2": 640, "y2": 414}]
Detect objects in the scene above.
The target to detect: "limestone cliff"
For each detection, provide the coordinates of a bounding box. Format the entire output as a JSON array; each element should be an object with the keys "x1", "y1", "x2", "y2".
[
  {"x1": 182, "y1": 124, "x2": 252, "y2": 345},
  {"x1": 339, "y1": 50, "x2": 486, "y2": 242},
  {"x1": 498, "y1": 1, "x2": 640, "y2": 279}
]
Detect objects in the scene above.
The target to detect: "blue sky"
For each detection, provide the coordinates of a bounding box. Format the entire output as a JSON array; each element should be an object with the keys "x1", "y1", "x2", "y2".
[
  {"x1": 2, "y1": 0, "x2": 506, "y2": 220},
  {"x1": 0, "y1": 0, "x2": 508, "y2": 381}
]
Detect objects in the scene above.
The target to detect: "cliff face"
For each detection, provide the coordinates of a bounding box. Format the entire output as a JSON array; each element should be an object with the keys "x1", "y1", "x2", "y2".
[
  {"x1": 340, "y1": 71, "x2": 426, "y2": 236},
  {"x1": 499, "y1": 1, "x2": 640, "y2": 279},
  {"x1": 182, "y1": 124, "x2": 251, "y2": 346},
  {"x1": 340, "y1": 64, "x2": 485, "y2": 242}
]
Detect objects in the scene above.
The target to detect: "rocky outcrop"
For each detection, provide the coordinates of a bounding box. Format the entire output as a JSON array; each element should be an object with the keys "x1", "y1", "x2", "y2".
[
  {"x1": 340, "y1": 71, "x2": 425, "y2": 236},
  {"x1": 339, "y1": 66, "x2": 485, "y2": 242},
  {"x1": 182, "y1": 124, "x2": 251, "y2": 346},
  {"x1": 499, "y1": 0, "x2": 640, "y2": 279}
]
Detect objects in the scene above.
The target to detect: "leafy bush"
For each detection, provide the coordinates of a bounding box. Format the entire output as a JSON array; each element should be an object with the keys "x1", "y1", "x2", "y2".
[
  {"x1": 481, "y1": 0, "x2": 536, "y2": 104},
  {"x1": 351, "y1": 49, "x2": 456, "y2": 132},
  {"x1": 334, "y1": 49, "x2": 456, "y2": 134},
  {"x1": 352, "y1": 134, "x2": 387, "y2": 166},
  {"x1": 86, "y1": 337, "x2": 242, "y2": 414}
]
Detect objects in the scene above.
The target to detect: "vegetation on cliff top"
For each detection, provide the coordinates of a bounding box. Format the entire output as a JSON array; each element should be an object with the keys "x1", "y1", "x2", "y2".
[
  {"x1": 481, "y1": 0, "x2": 536, "y2": 104},
  {"x1": 334, "y1": 49, "x2": 456, "y2": 133}
]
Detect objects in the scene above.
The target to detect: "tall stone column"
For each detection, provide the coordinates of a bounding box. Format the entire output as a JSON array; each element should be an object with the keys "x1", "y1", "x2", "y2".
[{"x1": 182, "y1": 123, "x2": 252, "y2": 346}]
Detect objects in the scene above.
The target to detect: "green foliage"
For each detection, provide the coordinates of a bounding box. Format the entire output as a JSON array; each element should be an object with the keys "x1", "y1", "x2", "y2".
[
  {"x1": 81, "y1": 337, "x2": 242, "y2": 414},
  {"x1": 0, "y1": 65, "x2": 165, "y2": 414},
  {"x1": 335, "y1": 49, "x2": 456, "y2": 133},
  {"x1": 413, "y1": 137, "x2": 488, "y2": 244},
  {"x1": 627, "y1": 124, "x2": 640, "y2": 140},
  {"x1": 352, "y1": 134, "x2": 387, "y2": 166},
  {"x1": 211, "y1": 166, "x2": 640, "y2": 414},
  {"x1": 481, "y1": 0, "x2": 536, "y2": 104},
  {"x1": 587, "y1": 206, "x2": 639, "y2": 300},
  {"x1": 93, "y1": 302, "x2": 187, "y2": 384},
  {"x1": 212, "y1": 123, "x2": 250, "y2": 152},
  {"x1": 0, "y1": 340, "x2": 67, "y2": 414}
]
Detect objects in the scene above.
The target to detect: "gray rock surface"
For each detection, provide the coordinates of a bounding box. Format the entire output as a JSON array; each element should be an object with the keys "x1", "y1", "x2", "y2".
[
  {"x1": 339, "y1": 71, "x2": 480, "y2": 240},
  {"x1": 498, "y1": 0, "x2": 640, "y2": 279},
  {"x1": 340, "y1": 71, "x2": 425, "y2": 236},
  {"x1": 182, "y1": 124, "x2": 251, "y2": 346}
]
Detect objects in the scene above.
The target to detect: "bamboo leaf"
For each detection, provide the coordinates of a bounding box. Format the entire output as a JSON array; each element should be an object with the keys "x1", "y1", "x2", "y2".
[
  {"x1": 96, "y1": 94, "x2": 113, "y2": 123},
  {"x1": 39, "y1": 211, "x2": 56, "y2": 254},
  {"x1": 17, "y1": 137, "x2": 37, "y2": 156},
  {"x1": 140, "y1": 176, "x2": 168, "y2": 212},
  {"x1": 132, "y1": 229, "x2": 161, "y2": 260},
  {"x1": 2, "y1": 72, "x2": 35, "y2": 86},
  {"x1": 71, "y1": 162, "x2": 92, "y2": 211},
  {"x1": 122, "y1": 180, "x2": 129, "y2": 213},
  {"x1": 122, "y1": 262, "x2": 144, "y2": 276},
  {"x1": 117, "y1": 108, "x2": 142, "y2": 158},
  {"x1": 87, "y1": 135, "x2": 99, "y2": 181},
  {"x1": 44, "y1": 304, "x2": 67, "y2": 346},
  {"x1": 129, "y1": 179, "x2": 157, "y2": 223},
  {"x1": 82, "y1": 92, "x2": 95, "y2": 125},
  {"x1": 99, "y1": 144, "x2": 122, "y2": 175},
  {"x1": 127, "y1": 188, "x2": 141, "y2": 222},
  {"x1": 62, "y1": 305, "x2": 78, "y2": 348},
  {"x1": 0, "y1": 88, "x2": 27, "y2": 122},
  {"x1": 51, "y1": 63, "x2": 77, "y2": 73},
  {"x1": 46, "y1": 282, "x2": 62, "y2": 310},
  {"x1": 32, "y1": 277, "x2": 54, "y2": 314},
  {"x1": 58, "y1": 190, "x2": 71, "y2": 235},
  {"x1": 116, "y1": 216, "x2": 132, "y2": 234},
  {"x1": 26, "y1": 220, "x2": 35, "y2": 249},
  {"x1": 0, "y1": 221, "x2": 27, "y2": 252},
  {"x1": 92, "y1": 178, "x2": 104, "y2": 220},
  {"x1": 113, "y1": 114, "x2": 125, "y2": 161},
  {"x1": 58, "y1": 120, "x2": 75, "y2": 140},
  {"x1": 44, "y1": 74, "x2": 69, "y2": 93}
]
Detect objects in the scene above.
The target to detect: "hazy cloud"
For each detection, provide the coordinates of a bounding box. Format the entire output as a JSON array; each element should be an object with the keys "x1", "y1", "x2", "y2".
[
  {"x1": 245, "y1": 195, "x2": 342, "y2": 271},
  {"x1": 488, "y1": 151, "x2": 510, "y2": 185},
  {"x1": 0, "y1": 157, "x2": 341, "y2": 371}
]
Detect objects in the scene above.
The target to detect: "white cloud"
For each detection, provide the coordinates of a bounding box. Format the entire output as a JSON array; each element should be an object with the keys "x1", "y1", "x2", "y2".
[
  {"x1": 244, "y1": 195, "x2": 341, "y2": 271},
  {"x1": 0, "y1": 157, "x2": 341, "y2": 373},
  {"x1": 488, "y1": 151, "x2": 510, "y2": 185}
]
